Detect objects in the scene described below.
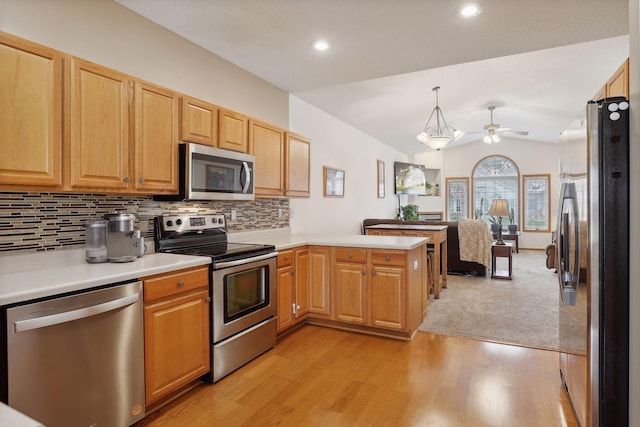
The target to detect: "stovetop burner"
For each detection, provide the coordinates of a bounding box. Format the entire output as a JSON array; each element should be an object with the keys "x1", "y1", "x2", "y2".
[{"x1": 154, "y1": 214, "x2": 276, "y2": 266}]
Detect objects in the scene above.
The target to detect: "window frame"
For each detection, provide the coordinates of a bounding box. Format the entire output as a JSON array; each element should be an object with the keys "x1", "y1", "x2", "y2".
[
  {"x1": 522, "y1": 174, "x2": 551, "y2": 232},
  {"x1": 445, "y1": 177, "x2": 469, "y2": 221},
  {"x1": 471, "y1": 155, "x2": 520, "y2": 226}
]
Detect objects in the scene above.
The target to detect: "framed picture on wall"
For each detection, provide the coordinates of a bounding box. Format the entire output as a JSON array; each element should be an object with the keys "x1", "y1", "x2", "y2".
[
  {"x1": 323, "y1": 166, "x2": 345, "y2": 197},
  {"x1": 377, "y1": 160, "x2": 385, "y2": 198},
  {"x1": 522, "y1": 174, "x2": 550, "y2": 232},
  {"x1": 445, "y1": 177, "x2": 469, "y2": 221}
]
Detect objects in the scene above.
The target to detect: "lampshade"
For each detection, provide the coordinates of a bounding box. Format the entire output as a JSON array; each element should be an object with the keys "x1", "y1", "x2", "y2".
[
  {"x1": 487, "y1": 199, "x2": 510, "y2": 217},
  {"x1": 416, "y1": 86, "x2": 464, "y2": 151}
]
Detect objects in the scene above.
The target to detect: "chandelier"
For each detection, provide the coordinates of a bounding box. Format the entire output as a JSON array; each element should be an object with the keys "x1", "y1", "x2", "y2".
[{"x1": 416, "y1": 86, "x2": 464, "y2": 150}]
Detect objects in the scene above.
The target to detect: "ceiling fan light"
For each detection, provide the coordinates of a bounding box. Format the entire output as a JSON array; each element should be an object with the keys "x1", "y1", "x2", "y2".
[
  {"x1": 416, "y1": 132, "x2": 429, "y2": 143},
  {"x1": 483, "y1": 135, "x2": 492, "y2": 144},
  {"x1": 493, "y1": 134, "x2": 501, "y2": 143}
]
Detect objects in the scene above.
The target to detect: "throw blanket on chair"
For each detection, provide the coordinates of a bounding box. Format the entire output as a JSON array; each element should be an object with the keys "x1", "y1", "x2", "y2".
[{"x1": 458, "y1": 219, "x2": 492, "y2": 268}]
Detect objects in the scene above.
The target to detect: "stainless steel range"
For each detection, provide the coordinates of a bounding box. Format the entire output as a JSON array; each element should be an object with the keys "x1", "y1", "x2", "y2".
[{"x1": 154, "y1": 214, "x2": 277, "y2": 382}]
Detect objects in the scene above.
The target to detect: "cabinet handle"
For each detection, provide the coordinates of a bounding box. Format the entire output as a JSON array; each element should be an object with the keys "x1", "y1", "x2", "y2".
[
  {"x1": 372, "y1": 271, "x2": 377, "y2": 276},
  {"x1": 348, "y1": 253, "x2": 353, "y2": 259},
  {"x1": 138, "y1": 177, "x2": 144, "y2": 183},
  {"x1": 123, "y1": 176, "x2": 130, "y2": 183},
  {"x1": 361, "y1": 270, "x2": 366, "y2": 275},
  {"x1": 178, "y1": 280, "x2": 185, "y2": 287},
  {"x1": 292, "y1": 302, "x2": 297, "y2": 315},
  {"x1": 291, "y1": 271, "x2": 295, "y2": 276},
  {"x1": 205, "y1": 297, "x2": 211, "y2": 303},
  {"x1": 385, "y1": 256, "x2": 391, "y2": 261}
]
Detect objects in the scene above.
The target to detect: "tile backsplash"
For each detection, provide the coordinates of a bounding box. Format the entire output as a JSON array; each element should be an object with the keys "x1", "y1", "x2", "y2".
[{"x1": 0, "y1": 192, "x2": 289, "y2": 255}]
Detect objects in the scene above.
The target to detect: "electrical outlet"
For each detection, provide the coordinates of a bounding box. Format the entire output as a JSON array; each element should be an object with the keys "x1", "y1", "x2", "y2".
[
  {"x1": 231, "y1": 209, "x2": 237, "y2": 221},
  {"x1": 414, "y1": 260, "x2": 419, "y2": 270},
  {"x1": 278, "y1": 208, "x2": 283, "y2": 219}
]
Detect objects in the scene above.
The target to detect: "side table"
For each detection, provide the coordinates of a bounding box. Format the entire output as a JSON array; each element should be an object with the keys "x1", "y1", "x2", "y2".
[{"x1": 491, "y1": 241, "x2": 514, "y2": 280}]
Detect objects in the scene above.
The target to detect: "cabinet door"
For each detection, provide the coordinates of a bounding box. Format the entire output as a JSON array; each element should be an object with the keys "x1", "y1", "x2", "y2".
[
  {"x1": 276, "y1": 264, "x2": 295, "y2": 332},
  {"x1": 144, "y1": 288, "x2": 210, "y2": 405},
  {"x1": 68, "y1": 58, "x2": 130, "y2": 190},
  {"x1": 309, "y1": 247, "x2": 331, "y2": 315},
  {"x1": 249, "y1": 119, "x2": 285, "y2": 197},
  {"x1": 134, "y1": 81, "x2": 179, "y2": 192},
  {"x1": 370, "y1": 266, "x2": 406, "y2": 330},
  {"x1": 218, "y1": 108, "x2": 248, "y2": 153},
  {"x1": 334, "y1": 262, "x2": 367, "y2": 324},
  {"x1": 180, "y1": 96, "x2": 218, "y2": 146},
  {"x1": 607, "y1": 58, "x2": 629, "y2": 98},
  {"x1": 284, "y1": 132, "x2": 310, "y2": 197},
  {"x1": 0, "y1": 33, "x2": 62, "y2": 187},
  {"x1": 294, "y1": 248, "x2": 309, "y2": 318}
]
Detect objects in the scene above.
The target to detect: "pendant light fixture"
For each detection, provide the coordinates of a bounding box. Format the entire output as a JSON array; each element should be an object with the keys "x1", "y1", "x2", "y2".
[{"x1": 417, "y1": 86, "x2": 464, "y2": 150}]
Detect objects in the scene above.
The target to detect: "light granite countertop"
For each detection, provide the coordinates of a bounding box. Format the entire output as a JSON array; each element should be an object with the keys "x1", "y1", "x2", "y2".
[
  {"x1": 0, "y1": 249, "x2": 211, "y2": 306},
  {"x1": 229, "y1": 231, "x2": 430, "y2": 251}
]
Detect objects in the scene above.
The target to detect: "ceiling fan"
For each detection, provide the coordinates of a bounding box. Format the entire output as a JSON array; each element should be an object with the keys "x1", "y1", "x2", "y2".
[{"x1": 470, "y1": 105, "x2": 529, "y2": 144}]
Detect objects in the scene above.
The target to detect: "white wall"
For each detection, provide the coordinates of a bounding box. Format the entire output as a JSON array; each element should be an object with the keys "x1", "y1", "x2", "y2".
[
  {"x1": 413, "y1": 138, "x2": 559, "y2": 249},
  {"x1": 288, "y1": 96, "x2": 407, "y2": 234},
  {"x1": 0, "y1": 0, "x2": 289, "y2": 128}
]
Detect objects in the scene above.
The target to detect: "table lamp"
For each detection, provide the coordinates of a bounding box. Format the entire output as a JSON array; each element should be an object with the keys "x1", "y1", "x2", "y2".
[{"x1": 488, "y1": 199, "x2": 510, "y2": 245}]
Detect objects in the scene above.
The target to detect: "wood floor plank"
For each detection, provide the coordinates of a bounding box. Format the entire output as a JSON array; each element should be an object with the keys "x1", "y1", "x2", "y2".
[{"x1": 135, "y1": 325, "x2": 578, "y2": 427}]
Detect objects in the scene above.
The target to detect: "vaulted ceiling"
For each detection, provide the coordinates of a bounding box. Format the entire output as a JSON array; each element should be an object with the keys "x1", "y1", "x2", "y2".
[{"x1": 116, "y1": 0, "x2": 629, "y2": 154}]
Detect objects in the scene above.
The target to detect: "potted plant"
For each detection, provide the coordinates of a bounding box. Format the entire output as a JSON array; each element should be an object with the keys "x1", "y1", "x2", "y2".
[
  {"x1": 400, "y1": 204, "x2": 420, "y2": 220},
  {"x1": 488, "y1": 216, "x2": 501, "y2": 233},
  {"x1": 507, "y1": 208, "x2": 518, "y2": 233}
]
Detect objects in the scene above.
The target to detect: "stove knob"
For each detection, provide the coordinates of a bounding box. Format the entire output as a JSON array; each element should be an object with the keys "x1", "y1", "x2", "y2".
[
  {"x1": 218, "y1": 218, "x2": 224, "y2": 224},
  {"x1": 166, "y1": 220, "x2": 173, "y2": 227},
  {"x1": 176, "y1": 219, "x2": 183, "y2": 226}
]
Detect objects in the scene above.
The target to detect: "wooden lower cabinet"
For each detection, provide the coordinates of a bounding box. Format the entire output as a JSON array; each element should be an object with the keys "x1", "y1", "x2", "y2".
[
  {"x1": 276, "y1": 247, "x2": 309, "y2": 333},
  {"x1": 142, "y1": 266, "x2": 210, "y2": 407},
  {"x1": 370, "y1": 265, "x2": 406, "y2": 330},
  {"x1": 276, "y1": 244, "x2": 425, "y2": 339},
  {"x1": 308, "y1": 246, "x2": 331, "y2": 316},
  {"x1": 329, "y1": 246, "x2": 424, "y2": 336}
]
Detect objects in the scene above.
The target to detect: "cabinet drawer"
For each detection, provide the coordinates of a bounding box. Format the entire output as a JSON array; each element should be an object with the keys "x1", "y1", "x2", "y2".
[
  {"x1": 143, "y1": 266, "x2": 209, "y2": 302},
  {"x1": 371, "y1": 250, "x2": 406, "y2": 267},
  {"x1": 335, "y1": 248, "x2": 367, "y2": 264},
  {"x1": 277, "y1": 249, "x2": 294, "y2": 267}
]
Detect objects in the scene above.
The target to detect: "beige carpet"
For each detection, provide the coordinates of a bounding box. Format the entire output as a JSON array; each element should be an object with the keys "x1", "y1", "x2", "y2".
[{"x1": 418, "y1": 250, "x2": 560, "y2": 351}]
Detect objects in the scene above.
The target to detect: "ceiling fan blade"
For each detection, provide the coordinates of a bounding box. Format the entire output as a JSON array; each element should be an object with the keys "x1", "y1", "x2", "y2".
[{"x1": 497, "y1": 129, "x2": 529, "y2": 135}]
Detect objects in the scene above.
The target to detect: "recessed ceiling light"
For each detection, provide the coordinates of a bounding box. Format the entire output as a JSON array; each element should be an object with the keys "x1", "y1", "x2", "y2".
[
  {"x1": 313, "y1": 40, "x2": 330, "y2": 51},
  {"x1": 459, "y1": 4, "x2": 481, "y2": 18}
]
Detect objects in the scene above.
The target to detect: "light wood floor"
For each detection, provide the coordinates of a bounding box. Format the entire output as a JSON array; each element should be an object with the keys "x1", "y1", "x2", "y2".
[{"x1": 137, "y1": 325, "x2": 578, "y2": 427}]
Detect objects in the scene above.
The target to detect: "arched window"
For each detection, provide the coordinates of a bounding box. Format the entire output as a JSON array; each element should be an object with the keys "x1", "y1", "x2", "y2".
[{"x1": 472, "y1": 156, "x2": 519, "y2": 227}]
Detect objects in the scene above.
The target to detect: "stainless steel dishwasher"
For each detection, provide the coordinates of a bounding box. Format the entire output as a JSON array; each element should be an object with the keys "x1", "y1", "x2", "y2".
[{"x1": 4, "y1": 281, "x2": 145, "y2": 427}]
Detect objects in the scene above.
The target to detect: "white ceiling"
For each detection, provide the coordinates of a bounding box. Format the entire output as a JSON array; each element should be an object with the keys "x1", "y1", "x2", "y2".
[{"x1": 116, "y1": 0, "x2": 629, "y2": 155}]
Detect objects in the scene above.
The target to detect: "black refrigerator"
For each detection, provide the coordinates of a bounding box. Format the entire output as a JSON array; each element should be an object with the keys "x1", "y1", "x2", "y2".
[{"x1": 557, "y1": 96, "x2": 629, "y2": 426}]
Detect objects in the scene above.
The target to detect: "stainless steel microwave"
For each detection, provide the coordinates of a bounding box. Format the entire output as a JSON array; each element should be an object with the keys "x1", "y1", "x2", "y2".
[{"x1": 155, "y1": 143, "x2": 254, "y2": 201}]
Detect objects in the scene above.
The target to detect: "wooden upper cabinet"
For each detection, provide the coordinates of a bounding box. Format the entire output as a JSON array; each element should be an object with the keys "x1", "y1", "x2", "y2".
[
  {"x1": 180, "y1": 96, "x2": 218, "y2": 146},
  {"x1": 134, "y1": 81, "x2": 179, "y2": 193},
  {"x1": 285, "y1": 132, "x2": 311, "y2": 197},
  {"x1": 606, "y1": 58, "x2": 629, "y2": 99},
  {"x1": 68, "y1": 58, "x2": 130, "y2": 190},
  {"x1": 0, "y1": 32, "x2": 62, "y2": 187},
  {"x1": 218, "y1": 108, "x2": 248, "y2": 153},
  {"x1": 249, "y1": 119, "x2": 285, "y2": 197},
  {"x1": 594, "y1": 58, "x2": 630, "y2": 100}
]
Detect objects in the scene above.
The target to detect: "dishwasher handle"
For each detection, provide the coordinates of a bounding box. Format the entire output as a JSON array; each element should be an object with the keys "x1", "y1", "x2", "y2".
[{"x1": 14, "y1": 292, "x2": 140, "y2": 333}]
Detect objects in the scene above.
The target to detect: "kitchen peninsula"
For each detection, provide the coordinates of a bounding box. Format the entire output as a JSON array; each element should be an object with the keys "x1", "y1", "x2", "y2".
[{"x1": 230, "y1": 232, "x2": 430, "y2": 340}]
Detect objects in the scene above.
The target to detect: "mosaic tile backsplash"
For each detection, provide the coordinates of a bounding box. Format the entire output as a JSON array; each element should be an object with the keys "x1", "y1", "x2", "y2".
[{"x1": 0, "y1": 192, "x2": 290, "y2": 255}]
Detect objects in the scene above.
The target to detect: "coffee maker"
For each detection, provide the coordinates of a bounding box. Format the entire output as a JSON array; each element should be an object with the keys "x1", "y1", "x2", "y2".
[{"x1": 103, "y1": 212, "x2": 141, "y2": 262}]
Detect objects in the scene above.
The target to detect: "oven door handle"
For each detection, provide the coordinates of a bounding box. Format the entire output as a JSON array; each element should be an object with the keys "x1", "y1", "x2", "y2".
[{"x1": 215, "y1": 252, "x2": 278, "y2": 269}]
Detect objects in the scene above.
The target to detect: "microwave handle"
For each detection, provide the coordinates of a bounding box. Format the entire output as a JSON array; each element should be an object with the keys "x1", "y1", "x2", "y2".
[{"x1": 241, "y1": 162, "x2": 251, "y2": 194}]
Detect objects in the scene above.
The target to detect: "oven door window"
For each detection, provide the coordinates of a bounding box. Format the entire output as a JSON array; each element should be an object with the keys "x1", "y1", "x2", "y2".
[
  {"x1": 223, "y1": 266, "x2": 268, "y2": 323},
  {"x1": 192, "y1": 153, "x2": 252, "y2": 194}
]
